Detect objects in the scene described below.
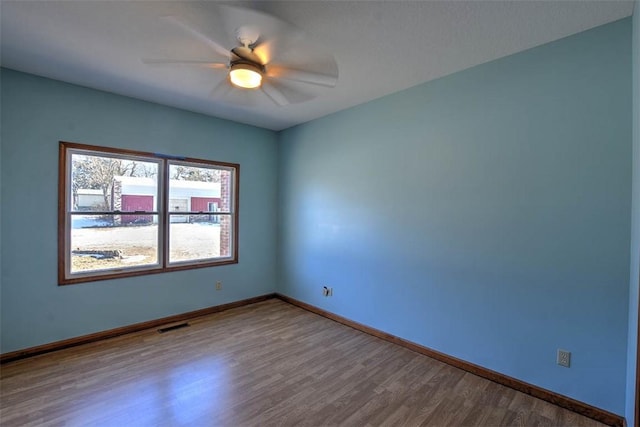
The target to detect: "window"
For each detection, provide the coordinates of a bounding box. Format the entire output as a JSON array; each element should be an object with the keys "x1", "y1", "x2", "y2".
[{"x1": 59, "y1": 141, "x2": 239, "y2": 285}]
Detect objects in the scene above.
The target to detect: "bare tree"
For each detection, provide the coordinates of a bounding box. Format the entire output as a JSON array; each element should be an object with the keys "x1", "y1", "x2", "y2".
[
  {"x1": 72, "y1": 155, "x2": 157, "y2": 210},
  {"x1": 171, "y1": 165, "x2": 221, "y2": 183}
]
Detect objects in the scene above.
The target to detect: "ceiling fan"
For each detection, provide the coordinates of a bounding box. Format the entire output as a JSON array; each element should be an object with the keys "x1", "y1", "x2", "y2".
[{"x1": 142, "y1": 5, "x2": 338, "y2": 107}]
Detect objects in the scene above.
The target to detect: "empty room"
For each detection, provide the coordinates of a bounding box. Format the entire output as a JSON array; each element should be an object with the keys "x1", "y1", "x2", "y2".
[{"x1": 1, "y1": 1, "x2": 639, "y2": 426}]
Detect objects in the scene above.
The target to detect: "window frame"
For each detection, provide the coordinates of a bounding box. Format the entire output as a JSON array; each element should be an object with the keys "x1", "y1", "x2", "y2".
[{"x1": 58, "y1": 141, "x2": 239, "y2": 285}]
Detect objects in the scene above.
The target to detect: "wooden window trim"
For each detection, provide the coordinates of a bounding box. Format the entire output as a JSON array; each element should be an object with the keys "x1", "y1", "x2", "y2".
[{"x1": 58, "y1": 141, "x2": 239, "y2": 285}]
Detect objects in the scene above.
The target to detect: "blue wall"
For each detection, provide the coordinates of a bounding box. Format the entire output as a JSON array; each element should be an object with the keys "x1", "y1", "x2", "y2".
[
  {"x1": 0, "y1": 69, "x2": 279, "y2": 353},
  {"x1": 278, "y1": 19, "x2": 632, "y2": 414},
  {"x1": 626, "y1": 2, "x2": 639, "y2": 425}
]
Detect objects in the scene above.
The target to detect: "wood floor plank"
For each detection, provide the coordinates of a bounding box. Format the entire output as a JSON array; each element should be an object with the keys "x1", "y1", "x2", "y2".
[{"x1": 0, "y1": 299, "x2": 609, "y2": 426}]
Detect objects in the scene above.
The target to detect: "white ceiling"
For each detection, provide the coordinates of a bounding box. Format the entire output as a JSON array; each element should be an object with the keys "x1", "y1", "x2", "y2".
[{"x1": 0, "y1": 1, "x2": 634, "y2": 131}]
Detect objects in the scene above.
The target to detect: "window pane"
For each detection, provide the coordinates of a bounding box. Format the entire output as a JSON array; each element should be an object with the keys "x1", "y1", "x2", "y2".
[
  {"x1": 168, "y1": 215, "x2": 231, "y2": 263},
  {"x1": 71, "y1": 153, "x2": 158, "y2": 212},
  {"x1": 70, "y1": 214, "x2": 159, "y2": 273},
  {"x1": 168, "y1": 163, "x2": 232, "y2": 214}
]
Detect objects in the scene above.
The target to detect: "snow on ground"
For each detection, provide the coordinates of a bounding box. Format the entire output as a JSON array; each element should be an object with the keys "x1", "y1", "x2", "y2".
[{"x1": 71, "y1": 221, "x2": 221, "y2": 260}]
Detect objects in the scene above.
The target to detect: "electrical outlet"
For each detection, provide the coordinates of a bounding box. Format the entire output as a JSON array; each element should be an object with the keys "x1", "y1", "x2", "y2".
[
  {"x1": 327, "y1": 287, "x2": 333, "y2": 296},
  {"x1": 215, "y1": 281, "x2": 222, "y2": 291},
  {"x1": 557, "y1": 349, "x2": 571, "y2": 368},
  {"x1": 322, "y1": 286, "x2": 333, "y2": 297}
]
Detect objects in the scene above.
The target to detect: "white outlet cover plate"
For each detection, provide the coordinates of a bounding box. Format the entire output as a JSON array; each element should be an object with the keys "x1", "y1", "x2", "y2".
[{"x1": 557, "y1": 349, "x2": 571, "y2": 367}]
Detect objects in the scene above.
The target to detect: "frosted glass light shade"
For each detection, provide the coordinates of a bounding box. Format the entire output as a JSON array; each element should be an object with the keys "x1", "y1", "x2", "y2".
[{"x1": 229, "y1": 63, "x2": 262, "y2": 89}]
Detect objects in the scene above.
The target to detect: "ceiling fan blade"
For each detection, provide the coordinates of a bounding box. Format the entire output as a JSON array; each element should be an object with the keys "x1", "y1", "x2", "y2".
[
  {"x1": 266, "y1": 66, "x2": 338, "y2": 88},
  {"x1": 160, "y1": 15, "x2": 230, "y2": 60},
  {"x1": 251, "y1": 31, "x2": 302, "y2": 66},
  {"x1": 261, "y1": 81, "x2": 290, "y2": 107},
  {"x1": 210, "y1": 78, "x2": 263, "y2": 108},
  {"x1": 142, "y1": 59, "x2": 227, "y2": 69},
  {"x1": 252, "y1": 39, "x2": 280, "y2": 66},
  {"x1": 210, "y1": 77, "x2": 232, "y2": 98}
]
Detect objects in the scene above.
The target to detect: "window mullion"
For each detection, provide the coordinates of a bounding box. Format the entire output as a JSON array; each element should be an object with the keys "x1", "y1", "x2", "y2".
[{"x1": 161, "y1": 159, "x2": 170, "y2": 269}]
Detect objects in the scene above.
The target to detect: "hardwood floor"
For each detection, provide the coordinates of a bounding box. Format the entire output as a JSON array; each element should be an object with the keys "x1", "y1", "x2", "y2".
[{"x1": 0, "y1": 299, "x2": 606, "y2": 426}]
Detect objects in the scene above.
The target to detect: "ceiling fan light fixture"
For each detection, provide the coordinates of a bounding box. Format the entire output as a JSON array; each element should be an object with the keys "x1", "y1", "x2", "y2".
[{"x1": 229, "y1": 62, "x2": 262, "y2": 89}]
